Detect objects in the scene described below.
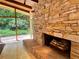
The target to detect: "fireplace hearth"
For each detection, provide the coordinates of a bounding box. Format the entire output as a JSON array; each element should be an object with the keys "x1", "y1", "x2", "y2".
[{"x1": 43, "y1": 33, "x2": 71, "y2": 58}]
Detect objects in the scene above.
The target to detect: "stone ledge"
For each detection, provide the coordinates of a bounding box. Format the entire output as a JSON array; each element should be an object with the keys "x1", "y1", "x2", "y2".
[
  {"x1": 23, "y1": 39, "x2": 40, "y2": 52},
  {"x1": 23, "y1": 40, "x2": 69, "y2": 59}
]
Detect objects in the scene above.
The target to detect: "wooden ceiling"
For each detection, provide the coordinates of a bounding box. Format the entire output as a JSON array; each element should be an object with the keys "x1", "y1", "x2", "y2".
[
  {"x1": 0, "y1": 0, "x2": 36, "y2": 13},
  {"x1": 6, "y1": 0, "x2": 32, "y2": 9},
  {"x1": 32, "y1": 0, "x2": 38, "y2": 3}
]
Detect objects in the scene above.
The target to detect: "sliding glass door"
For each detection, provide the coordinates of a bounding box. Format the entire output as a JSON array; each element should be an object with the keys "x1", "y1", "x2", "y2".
[
  {"x1": 0, "y1": 4, "x2": 31, "y2": 43},
  {"x1": 0, "y1": 18, "x2": 16, "y2": 43},
  {"x1": 16, "y1": 9, "x2": 31, "y2": 40}
]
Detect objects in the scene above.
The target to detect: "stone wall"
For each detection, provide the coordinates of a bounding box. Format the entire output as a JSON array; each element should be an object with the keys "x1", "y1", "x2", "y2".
[{"x1": 33, "y1": 0, "x2": 79, "y2": 45}]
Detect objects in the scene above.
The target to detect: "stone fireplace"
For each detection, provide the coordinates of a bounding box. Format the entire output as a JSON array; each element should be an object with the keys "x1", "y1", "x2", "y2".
[
  {"x1": 43, "y1": 33, "x2": 71, "y2": 58},
  {"x1": 32, "y1": 0, "x2": 79, "y2": 59}
]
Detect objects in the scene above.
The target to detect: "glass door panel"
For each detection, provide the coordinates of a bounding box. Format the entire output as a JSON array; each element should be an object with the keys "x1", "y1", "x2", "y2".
[
  {"x1": 0, "y1": 4, "x2": 15, "y2": 17},
  {"x1": 16, "y1": 18, "x2": 30, "y2": 40},
  {"x1": 16, "y1": 9, "x2": 30, "y2": 18},
  {"x1": 0, "y1": 18, "x2": 16, "y2": 43},
  {"x1": 16, "y1": 9, "x2": 31, "y2": 40}
]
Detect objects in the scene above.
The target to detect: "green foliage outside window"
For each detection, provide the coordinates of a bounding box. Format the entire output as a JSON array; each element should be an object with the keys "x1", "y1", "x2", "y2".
[{"x1": 0, "y1": 5, "x2": 30, "y2": 37}]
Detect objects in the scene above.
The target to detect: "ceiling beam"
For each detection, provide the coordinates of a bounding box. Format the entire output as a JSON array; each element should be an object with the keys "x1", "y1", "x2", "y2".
[
  {"x1": 6, "y1": 0, "x2": 32, "y2": 9},
  {"x1": 0, "y1": 1, "x2": 30, "y2": 13},
  {"x1": 0, "y1": 2, "x2": 29, "y2": 13}
]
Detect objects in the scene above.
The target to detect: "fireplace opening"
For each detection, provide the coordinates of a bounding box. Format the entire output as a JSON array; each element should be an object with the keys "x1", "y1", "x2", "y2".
[{"x1": 43, "y1": 33, "x2": 71, "y2": 59}]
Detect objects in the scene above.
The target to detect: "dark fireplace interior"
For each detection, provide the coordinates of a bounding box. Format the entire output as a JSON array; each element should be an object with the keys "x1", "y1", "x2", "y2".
[{"x1": 43, "y1": 33, "x2": 71, "y2": 58}]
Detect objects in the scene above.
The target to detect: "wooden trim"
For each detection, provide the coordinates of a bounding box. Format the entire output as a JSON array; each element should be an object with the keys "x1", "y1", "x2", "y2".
[
  {"x1": 6, "y1": 0, "x2": 32, "y2": 9},
  {"x1": 0, "y1": 2, "x2": 30, "y2": 13},
  {"x1": 15, "y1": 9, "x2": 18, "y2": 41}
]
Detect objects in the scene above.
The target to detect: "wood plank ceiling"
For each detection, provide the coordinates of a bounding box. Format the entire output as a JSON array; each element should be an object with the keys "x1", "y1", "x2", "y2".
[{"x1": 0, "y1": 0, "x2": 36, "y2": 13}]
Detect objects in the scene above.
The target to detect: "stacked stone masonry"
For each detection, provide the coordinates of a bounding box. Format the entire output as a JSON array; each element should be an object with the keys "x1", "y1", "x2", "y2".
[
  {"x1": 32, "y1": 0, "x2": 79, "y2": 59},
  {"x1": 33, "y1": 0, "x2": 79, "y2": 44}
]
